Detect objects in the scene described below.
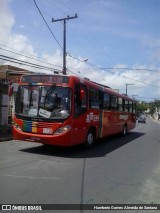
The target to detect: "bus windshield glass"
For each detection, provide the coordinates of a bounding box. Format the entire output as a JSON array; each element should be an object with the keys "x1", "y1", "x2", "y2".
[{"x1": 15, "y1": 85, "x2": 71, "y2": 119}]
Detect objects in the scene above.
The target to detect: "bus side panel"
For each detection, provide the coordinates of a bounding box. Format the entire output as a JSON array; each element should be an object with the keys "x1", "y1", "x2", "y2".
[
  {"x1": 111, "y1": 111, "x2": 123, "y2": 134},
  {"x1": 101, "y1": 111, "x2": 122, "y2": 138},
  {"x1": 71, "y1": 112, "x2": 88, "y2": 145},
  {"x1": 127, "y1": 113, "x2": 136, "y2": 131},
  {"x1": 100, "y1": 111, "x2": 137, "y2": 138},
  {"x1": 100, "y1": 111, "x2": 112, "y2": 138},
  {"x1": 71, "y1": 110, "x2": 100, "y2": 145}
]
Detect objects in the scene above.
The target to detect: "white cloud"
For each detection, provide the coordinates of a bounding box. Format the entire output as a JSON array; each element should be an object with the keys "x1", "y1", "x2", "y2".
[
  {"x1": 8, "y1": 34, "x2": 34, "y2": 54},
  {"x1": 68, "y1": 62, "x2": 160, "y2": 100},
  {"x1": 42, "y1": 50, "x2": 61, "y2": 64},
  {"x1": 0, "y1": 0, "x2": 15, "y2": 45}
]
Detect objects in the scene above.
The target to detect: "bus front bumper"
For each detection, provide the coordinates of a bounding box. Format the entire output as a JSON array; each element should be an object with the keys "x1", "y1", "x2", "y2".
[{"x1": 13, "y1": 126, "x2": 73, "y2": 146}]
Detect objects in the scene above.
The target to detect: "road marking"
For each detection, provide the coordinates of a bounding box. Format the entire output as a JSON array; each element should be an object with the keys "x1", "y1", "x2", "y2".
[{"x1": 0, "y1": 174, "x2": 61, "y2": 180}]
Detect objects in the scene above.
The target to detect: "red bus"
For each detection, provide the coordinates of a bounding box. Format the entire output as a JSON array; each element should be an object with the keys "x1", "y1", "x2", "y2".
[{"x1": 13, "y1": 74, "x2": 137, "y2": 148}]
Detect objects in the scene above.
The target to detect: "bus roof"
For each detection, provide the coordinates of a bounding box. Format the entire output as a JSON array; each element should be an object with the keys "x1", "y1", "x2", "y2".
[{"x1": 81, "y1": 76, "x2": 137, "y2": 102}]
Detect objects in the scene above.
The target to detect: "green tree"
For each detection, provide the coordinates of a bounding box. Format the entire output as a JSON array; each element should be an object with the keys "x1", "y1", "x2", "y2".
[
  {"x1": 149, "y1": 100, "x2": 160, "y2": 116},
  {"x1": 137, "y1": 102, "x2": 148, "y2": 113}
]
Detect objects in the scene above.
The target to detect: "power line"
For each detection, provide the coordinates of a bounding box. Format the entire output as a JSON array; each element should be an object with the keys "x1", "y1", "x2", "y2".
[
  {"x1": 102, "y1": 67, "x2": 160, "y2": 73},
  {"x1": 68, "y1": 54, "x2": 160, "y2": 73},
  {"x1": 83, "y1": 61, "x2": 160, "y2": 89},
  {"x1": 48, "y1": 1, "x2": 116, "y2": 66},
  {"x1": 44, "y1": 1, "x2": 160, "y2": 77},
  {"x1": 1, "y1": 53, "x2": 160, "y2": 91},
  {"x1": 0, "y1": 55, "x2": 53, "y2": 70},
  {"x1": 33, "y1": 0, "x2": 63, "y2": 50},
  {"x1": 72, "y1": 66, "x2": 160, "y2": 73},
  {"x1": 1, "y1": 46, "x2": 159, "y2": 89},
  {"x1": 0, "y1": 55, "x2": 61, "y2": 73},
  {"x1": 1, "y1": 46, "x2": 160, "y2": 89},
  {"x1": 45, "y1": 0, "x2": 69, "y2": 16},
  {"x1": 3, "y1": 42, "x2": 158, "y2": 75},
  {"x1": 0, "y1": 45, "x2": 81, "y2": 77},
  {"x1": 1, "y1": 56, "x2": 159, "y2": 100},
  {"x1": 0, "y1": 45, "x2": 63, "y2": 69},
  {"x1": 0, "y1": 57, "x2": 48, "y2": 70}
]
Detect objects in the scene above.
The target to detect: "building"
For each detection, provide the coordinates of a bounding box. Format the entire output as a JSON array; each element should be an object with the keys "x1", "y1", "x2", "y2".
[
  {"x1": 154, "y1": 106, "x2": 160, "y2": 120},
  {"x1": 0, "y1": 65, "x2": 33, "y2": 81},
  {"x1": 0, "y1": 65, "x2": 33, "y2": 132}
]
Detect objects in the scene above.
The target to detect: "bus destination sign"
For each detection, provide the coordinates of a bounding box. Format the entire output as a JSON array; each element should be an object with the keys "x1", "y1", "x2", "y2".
[{"x1": 21, "y1": 75, "x2": 69, "y2": 84}]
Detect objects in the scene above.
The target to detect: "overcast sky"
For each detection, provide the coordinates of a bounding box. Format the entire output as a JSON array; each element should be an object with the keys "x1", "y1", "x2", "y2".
[{"x1": 0, "y1": 0, "x2": 160, "y2": 101}]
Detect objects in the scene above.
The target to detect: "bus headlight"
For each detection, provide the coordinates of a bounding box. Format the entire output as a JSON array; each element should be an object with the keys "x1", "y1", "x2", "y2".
[
  {"x1": 13, "y1": 122, "x2": 22, "y2": 131},
  {"x1": 54, "y1": 125, "x2": 71, "y2": 135}
]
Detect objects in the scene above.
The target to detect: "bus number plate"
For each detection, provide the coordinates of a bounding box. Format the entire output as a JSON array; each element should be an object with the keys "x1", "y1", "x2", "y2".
[{"x1": 43, "y1": 128, "x2": 53, "y2": 134}]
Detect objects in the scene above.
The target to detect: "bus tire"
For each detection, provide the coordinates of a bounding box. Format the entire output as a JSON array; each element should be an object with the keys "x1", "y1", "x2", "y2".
[
  {"x1": 122, "y1": 124, "x2": 127, "y2": 136},
  {"x1": 85, "y1": 128, "x2": 95, "y2": 149}
]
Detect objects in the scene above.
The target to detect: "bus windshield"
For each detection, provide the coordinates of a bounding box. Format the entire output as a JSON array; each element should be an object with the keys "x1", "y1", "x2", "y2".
[{"x1": 15, "y1": 85, "x2": 71, "y2": 120}]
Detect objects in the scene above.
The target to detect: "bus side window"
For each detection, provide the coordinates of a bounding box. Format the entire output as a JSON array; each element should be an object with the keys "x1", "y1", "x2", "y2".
[
  {"x1": 118, "y1": 97, "x2": 123, "y2": 111},
  {"x1": 74, "y1": 84, "x2": 87, "y2": 118},
  {"x1": 110, "y1": 95, "x2": 118, "y2": 110},
  {"x1": 103, "y1": 93, "x2": 110, "y2": 110},
  {"x1": 129, "y1": 101, "x2": 133, "y2": 112},
  {"x1": 133, "y1": 102, "x2": 136, "y2": 113},
  {"x1": 89, "y1": 88, "x2": 100, "y2": 109},
  {"x1": 124, "y1": 100, "x2": 129, "y2": 112}
]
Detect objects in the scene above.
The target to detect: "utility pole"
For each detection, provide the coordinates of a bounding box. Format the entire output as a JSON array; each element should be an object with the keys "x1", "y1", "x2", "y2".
[
  {"x1": 52, "y1": 14, "x2": 78, "y2": 75},
  {"x1": 125, "y1": 83, "x2": 135, "y2": 96}
]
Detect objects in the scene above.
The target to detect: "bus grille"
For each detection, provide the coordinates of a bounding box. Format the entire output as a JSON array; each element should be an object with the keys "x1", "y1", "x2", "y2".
[{"x1": 22, "y1": 120, "x2": 53, "y2": 133}]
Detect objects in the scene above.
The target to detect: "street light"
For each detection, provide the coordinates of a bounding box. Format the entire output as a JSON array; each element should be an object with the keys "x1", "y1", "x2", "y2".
[
  {"x1": 67, "y1": 54, "x2": 88, "y2": 71},
  {"x1": 67, "y1": 54, "x2": 88, "y2": 62},
  {"x1": 125, "y1": 83, "x2": 135, "y2": 96}
]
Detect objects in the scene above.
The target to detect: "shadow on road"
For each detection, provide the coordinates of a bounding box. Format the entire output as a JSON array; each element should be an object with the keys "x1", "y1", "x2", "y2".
[{"x1": 20, "y1": 131, "x2": 145, "y2": 158}]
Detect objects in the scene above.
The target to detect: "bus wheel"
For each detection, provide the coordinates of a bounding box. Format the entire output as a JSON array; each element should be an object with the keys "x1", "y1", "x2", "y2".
[
  {"x1": 122, "y1": 124, "x2": 127, "y2": 136},
  {"x1": 85, "y1": 129, "x2": 95, "y2": 149}
]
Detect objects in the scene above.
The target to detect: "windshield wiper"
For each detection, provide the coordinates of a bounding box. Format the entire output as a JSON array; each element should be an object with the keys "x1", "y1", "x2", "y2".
[
  {"x1": 44, "y1": 84, "x2": 56, "y2": 108},
  {"x1": 28, "y1": 84, "x2": 33, "y2": 108}
]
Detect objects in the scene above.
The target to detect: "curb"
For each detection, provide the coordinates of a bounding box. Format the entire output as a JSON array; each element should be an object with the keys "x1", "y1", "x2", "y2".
[{"x1": 0, "y1": 124, "x2": 13, "y2": 142}]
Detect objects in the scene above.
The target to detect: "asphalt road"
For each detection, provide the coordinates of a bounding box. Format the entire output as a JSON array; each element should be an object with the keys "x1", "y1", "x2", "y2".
[{"x1": 0, "y1": 117, "x2": 160, "y2": 212}]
